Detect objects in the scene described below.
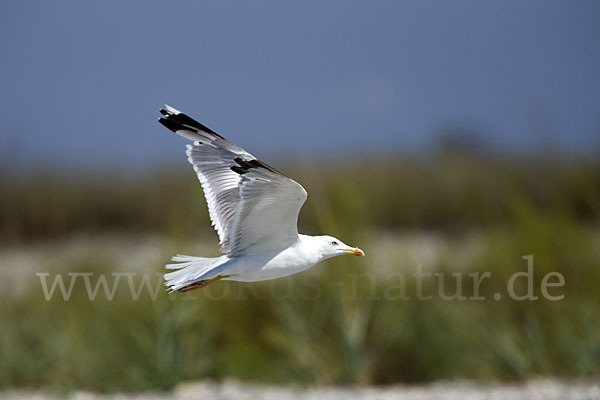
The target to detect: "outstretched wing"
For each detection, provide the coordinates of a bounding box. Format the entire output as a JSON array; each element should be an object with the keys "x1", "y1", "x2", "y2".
[{"x1": 159, "y1": 105, "x2": 307, "y2": 256}]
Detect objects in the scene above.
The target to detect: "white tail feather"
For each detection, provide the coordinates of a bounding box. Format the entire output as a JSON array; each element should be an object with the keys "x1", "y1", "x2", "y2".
[
  {"x1": 166, "y1": 254, "x2": 214, "y2": 269},
  {"x1": 164, "y1": 255, "x2": 228, "y2": 292}
]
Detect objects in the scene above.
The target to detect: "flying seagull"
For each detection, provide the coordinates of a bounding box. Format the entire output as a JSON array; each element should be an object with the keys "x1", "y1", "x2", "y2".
[{"x1": 159, "y1": 106, "x2": 364, "y2": 292}]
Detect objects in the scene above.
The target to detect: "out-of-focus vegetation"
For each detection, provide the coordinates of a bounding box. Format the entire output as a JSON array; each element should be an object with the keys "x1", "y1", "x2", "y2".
[
  {"x1": 1, "y1": 152, "x2": 599, "y2": 392},
  {"x1": 1, "y1": 153, "x2": 599, "y2": 243}
]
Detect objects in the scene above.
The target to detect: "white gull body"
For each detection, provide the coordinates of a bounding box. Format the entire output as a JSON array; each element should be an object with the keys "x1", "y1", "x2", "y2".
[{"x1": 158, "y1": 106, "x2": 364, "y2": 292}]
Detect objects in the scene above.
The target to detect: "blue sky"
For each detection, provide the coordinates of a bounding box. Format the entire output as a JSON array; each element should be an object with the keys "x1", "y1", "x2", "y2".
[{"x1": 1, "y1": 1, "x2": 599, "y2": 170}]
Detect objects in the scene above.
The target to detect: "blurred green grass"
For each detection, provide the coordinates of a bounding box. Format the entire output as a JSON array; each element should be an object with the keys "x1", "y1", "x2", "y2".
[
  {"x1": 1, "y1": 153, "x2": 599, "y2": 391},
  {"x1": 1, "y1": 153, "x2": 598, "y2": 242}
]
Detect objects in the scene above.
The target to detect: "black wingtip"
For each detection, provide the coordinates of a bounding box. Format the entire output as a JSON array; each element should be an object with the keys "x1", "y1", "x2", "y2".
[
  {"x1": 157, "y1": 107, "x2": 226, "y2": 139},
  {"x1": 158, "y1": 117, "x2": 182, "y2": 133}
]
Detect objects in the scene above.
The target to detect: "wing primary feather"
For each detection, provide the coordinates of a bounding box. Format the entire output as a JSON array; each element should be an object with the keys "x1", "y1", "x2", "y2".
[
  {"x1": 158, "y1": 117, "x2": 186, "y2": 133},
  {"x1": 231, "y1": 166, "x2": 249, "y2": 175},
  {"x1": 230, "y1": 157, "x2": 283, "y2": 176},
  {"x1": 158, "y1": 106, "x2": 308, "y2": 256},
  {"x1": 159, "y1": 106, "x2": 224, "y2": 139}
]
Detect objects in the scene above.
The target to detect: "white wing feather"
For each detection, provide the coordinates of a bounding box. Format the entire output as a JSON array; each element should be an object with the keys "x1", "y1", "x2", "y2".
[
  {"x1": 227, "y1": 166, "x2": 307, "y2": 256},
  {"x1": 159, "y1": 106, "x2": 307, "y2": 256},
  {"x1": 185, "y1": 143, "x2": 244, "y2": 248}
]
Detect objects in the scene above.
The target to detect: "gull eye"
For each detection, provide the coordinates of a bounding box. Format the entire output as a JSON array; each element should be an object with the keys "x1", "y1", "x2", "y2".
[{"x1": 330, "y1": 241, "x2": 338, "y2": 246}]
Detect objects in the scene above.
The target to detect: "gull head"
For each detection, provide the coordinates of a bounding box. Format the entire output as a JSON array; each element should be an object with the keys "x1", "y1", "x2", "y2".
[{"x1": 316, "y1": 235, "x2": 365, "y2": 259}]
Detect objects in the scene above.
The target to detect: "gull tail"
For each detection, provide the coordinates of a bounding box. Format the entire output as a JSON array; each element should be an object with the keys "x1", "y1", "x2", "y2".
[{"x1": 164, "y1": 254, "x2": 229, "y2": 293}]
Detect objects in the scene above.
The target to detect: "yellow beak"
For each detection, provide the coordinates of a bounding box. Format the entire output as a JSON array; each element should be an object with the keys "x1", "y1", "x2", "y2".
[{"x1": 343, "y1": 247, "x2": 365, "y2": 256}]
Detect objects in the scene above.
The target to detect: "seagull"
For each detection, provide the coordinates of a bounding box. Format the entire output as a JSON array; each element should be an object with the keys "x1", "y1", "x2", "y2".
[{"x1": 159, "y1": 106, "x2": 365, "y2": 292}]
